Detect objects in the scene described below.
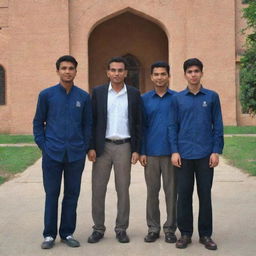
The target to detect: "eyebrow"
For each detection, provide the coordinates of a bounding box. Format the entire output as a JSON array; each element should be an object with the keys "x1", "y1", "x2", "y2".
[{"x1": 153, "y1": 72, "x2": 168, "y2": 75}]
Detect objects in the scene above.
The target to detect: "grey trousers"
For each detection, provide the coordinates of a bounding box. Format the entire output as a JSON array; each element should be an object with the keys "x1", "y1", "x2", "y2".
[
  {"x1": 91, "y1": 142, "x2": 131, "y2": 234},
  {"x1": 144, "y1": 156, "x2": 177, "y2": 233}
]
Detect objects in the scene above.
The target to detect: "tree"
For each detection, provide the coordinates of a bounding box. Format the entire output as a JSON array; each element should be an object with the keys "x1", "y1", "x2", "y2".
[{"x1": 240, "y1": 0, "x2": 256, "y2": 115}]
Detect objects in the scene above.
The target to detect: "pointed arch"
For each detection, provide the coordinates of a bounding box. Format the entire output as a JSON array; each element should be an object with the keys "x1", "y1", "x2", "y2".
[
  {"x1": 88, "y1": 10, "x2": 168, "y2": 92},
  {"x1": 88, "y1": 7, "x2": 169, "y2": 39}
]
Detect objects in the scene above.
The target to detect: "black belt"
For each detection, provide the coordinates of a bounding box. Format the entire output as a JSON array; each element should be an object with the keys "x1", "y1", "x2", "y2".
[{"x1": 105, "y1": 138, "x2": 131, "y2": 145}]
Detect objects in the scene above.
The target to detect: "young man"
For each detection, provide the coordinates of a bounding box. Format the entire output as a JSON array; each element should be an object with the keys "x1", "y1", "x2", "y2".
[
  {"x1": 87, "y1": 57, "x2": 142, "y2": 243},
  {"x1": 169, "y1": 58, "x2": 224, "y2": 250},
  {"x1": 140, "y1": 62, "x2": 177, "y2": 243},
  {"x1": 33, "y1": 55, "x2": 92, "y2": 249}
]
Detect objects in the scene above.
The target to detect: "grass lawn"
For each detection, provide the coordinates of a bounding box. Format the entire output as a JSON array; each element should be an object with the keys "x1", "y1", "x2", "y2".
[
  {"x1": 0, "y1": 147, "x2": 41, "y2": 184},
  {"x1": 224, "y1": 126, "x2": 256, "y2": 134},
  {"x1": 0, "y1": 134, "x2": 34, "y2": 144},
  {"x1": 223, "y1": 137, "x2": 256, "y2": 176},
  {"x1": 0, "y1": 176, "x2": 5, "y2": 185}
]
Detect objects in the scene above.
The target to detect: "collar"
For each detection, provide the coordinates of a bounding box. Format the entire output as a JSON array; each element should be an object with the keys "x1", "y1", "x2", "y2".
[
  {"x1": 58, "y1": 83, "x2": 74, "y2": 94},
  {"x1": 152, "y1": 88, "x2": 174, "y2": 97},
  {"x1": 108, "y1": 82, "x2": 127, "y2": 94},
  {"x1": 185, "y1": 85, "x2": 206, "y2": 95}
]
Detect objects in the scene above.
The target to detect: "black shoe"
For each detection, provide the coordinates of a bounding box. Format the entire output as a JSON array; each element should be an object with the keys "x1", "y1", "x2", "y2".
[
  {"x1": 87, "y1": 231, "x2": 104, "y2": 243},
  {"x1": 176, "y1": 235, "x2": 192, "y2": 249},
  {"x1": 199, "y1": 236, "x2": 217, "y2": 250},
  {"x1": 165, "y1": 232, "x2": 177, "y2": 243},
  {"x1": 41, "y1": 236, "x2": 55, "y2": 249},
  {"x1": 61, "y1": 235, "x2": 80, "y2": 247},
  {"x1": 144, "y1": 232, "x2": 160, "y2": 242},
  {"x1": 116, "y1": 231, "x2": 130, "y2": 243}
]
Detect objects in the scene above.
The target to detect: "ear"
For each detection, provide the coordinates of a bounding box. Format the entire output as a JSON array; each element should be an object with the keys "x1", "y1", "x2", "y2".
[
  {"x1": 124, "y1": 70, "x2": 128, "y2": 78},
  {"x1": 106, "y1": 69, "x2": 110, "y2": 78}
]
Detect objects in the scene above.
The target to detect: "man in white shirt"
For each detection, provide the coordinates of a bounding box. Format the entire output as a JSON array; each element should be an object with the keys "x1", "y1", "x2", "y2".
[{"x1": 87, "y1": 57, "x2": 142, "y2": 243}]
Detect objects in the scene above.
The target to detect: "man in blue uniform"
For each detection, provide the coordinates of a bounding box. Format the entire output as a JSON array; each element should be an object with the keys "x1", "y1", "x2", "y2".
[
  {"x1": 33, "y1": 55, "x2": 92, "y2": 249},
  {"x1": 140, "y1": 62, "x2": 177, "y2": 243},
  {"x1": 169, "y1": 58, "x2": 224, "y2": 250}
]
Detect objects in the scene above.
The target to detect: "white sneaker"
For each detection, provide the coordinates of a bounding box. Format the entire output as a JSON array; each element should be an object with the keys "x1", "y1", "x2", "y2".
[{"x1": 41, "y1": 236, "x2": 55, "y2": 249}]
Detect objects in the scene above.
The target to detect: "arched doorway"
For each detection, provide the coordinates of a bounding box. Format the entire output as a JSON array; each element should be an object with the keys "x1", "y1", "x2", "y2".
[{"x1": 88, "y1": 11, "x2": 168, "y2": 93}]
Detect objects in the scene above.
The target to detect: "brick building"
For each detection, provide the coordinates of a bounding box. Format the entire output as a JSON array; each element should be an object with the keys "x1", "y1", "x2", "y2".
[{"x1": 0, "y1": 0, "x2": 255, "y2": 134}]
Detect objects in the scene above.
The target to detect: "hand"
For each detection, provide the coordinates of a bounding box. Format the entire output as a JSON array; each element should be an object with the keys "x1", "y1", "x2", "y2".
[
  {"x1": 209, "y1": 153, "x2": 219, "y2": 168},
  {"x1": 171, "y1": 153, "x2": 182, "y2": 168},
  {"x1": 131, "y1": 152, "x2": 139, "y2": 165},
  {"x1": 88, "y1": 149, "x2": 96, "y2": 162},
  {"x1": 139, "y1": 155, "x2": 147, "y2": 167}
]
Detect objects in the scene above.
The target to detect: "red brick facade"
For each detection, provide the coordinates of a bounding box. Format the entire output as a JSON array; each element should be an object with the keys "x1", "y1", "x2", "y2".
[{"x1": 0, "y1": 0, "x2": 255, "y2": 134}]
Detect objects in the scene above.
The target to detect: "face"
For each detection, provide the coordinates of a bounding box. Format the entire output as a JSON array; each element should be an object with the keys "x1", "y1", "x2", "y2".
[
  {"x1": 184, "y1": 65, "x2": 203, "y2": 86},
  {"x1": 151, "y1": 67, "x2": 169, "y2": 88},
  {"x1": 107, "y1": 62, "x2": 127, "y2": 85},
  {"x1": 57, "y1": 61, "x2": 77, "y2": 83}
]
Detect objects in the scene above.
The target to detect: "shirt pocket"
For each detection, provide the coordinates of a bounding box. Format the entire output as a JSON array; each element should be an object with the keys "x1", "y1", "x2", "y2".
[
  {"x1": 197, "y1": 99, "x2": 212, "y2": 124},
  {"x1": 71, "y1": 100, "x2": 84, "y2": 123}
]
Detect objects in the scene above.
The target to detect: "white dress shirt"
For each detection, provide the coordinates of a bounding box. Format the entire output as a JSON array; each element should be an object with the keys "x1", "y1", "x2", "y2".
[{"x1": 105, "y1": 83, "x2": 131, "y2": 139}]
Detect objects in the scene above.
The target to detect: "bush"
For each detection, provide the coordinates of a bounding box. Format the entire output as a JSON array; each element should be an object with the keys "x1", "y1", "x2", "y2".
[{"x1": 240, "y1": 1, "x2": 256, "y2": 115}]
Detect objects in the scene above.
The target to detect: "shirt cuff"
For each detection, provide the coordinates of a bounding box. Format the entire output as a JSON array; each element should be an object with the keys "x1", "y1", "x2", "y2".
[
  {"x1": 171, "y1": 145, "x2": 178, "y2": 154},
  {"x1": 212, "y1": 147, "x2": 222, "y2": 154}
]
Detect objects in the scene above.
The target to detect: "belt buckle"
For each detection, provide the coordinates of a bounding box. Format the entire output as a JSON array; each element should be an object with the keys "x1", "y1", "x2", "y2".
[{"x1": 114, "y1": 139, "x2": 123, "y2": 145}]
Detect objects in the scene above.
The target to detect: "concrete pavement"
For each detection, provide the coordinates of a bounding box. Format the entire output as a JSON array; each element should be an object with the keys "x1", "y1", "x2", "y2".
[{"x1": 0, "y1": 156, "x2": 256, "y2": 256}]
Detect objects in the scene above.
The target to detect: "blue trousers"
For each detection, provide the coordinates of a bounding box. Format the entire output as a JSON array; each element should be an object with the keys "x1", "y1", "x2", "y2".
[
  {"x1": 42, "y1": 152, "x2": 85, "y2": 239},
  {"x1": 176, "y1": 157, "x2": 214, "y2": 237}
]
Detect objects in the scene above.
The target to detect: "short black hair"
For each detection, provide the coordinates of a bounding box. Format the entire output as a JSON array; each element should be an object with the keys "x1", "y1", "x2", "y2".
[
  {"x1": 151, "y1": 61, "x2": 170, "y2": 75},
  {"x1": 107, "y1": 56, "x2": 128, "y2": 70},
  {"x1": 56, "y1": 55, "x2": 78, "y2": 70},
  {"x1": 183, "y1": 58, "x2": 203, "y2": 72}
]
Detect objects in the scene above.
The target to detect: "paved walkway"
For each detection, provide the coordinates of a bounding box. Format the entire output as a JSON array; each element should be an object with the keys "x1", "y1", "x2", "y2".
[
  {"x1": 0, "y1": 157, "x2": 256, "y2": 256},
  {"x1": 0, "y1": 143, "x2": 37, "y2": 147}
]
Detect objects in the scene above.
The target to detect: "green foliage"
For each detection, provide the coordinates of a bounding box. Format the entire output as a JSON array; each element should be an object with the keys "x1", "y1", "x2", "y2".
[
  {"x1": 223, "y1": 137, "x2": 256, "y2": 176},
  {"x1": 240, "y1": 1, "x2": 256, "y2": 115}
]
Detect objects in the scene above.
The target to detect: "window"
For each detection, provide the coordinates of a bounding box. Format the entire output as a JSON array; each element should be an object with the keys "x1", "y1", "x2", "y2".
[
  {"x1": 123, "y1": 54, "x2": 141, "y2": 89},
  {"x1": 0, "y1": 66, "x2": 5, "y2": 105}
]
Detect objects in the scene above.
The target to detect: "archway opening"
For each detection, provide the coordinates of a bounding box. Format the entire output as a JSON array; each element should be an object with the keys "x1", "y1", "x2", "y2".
[{"x1": 88, "y1": 11, "x2": 168, "y2": 93}]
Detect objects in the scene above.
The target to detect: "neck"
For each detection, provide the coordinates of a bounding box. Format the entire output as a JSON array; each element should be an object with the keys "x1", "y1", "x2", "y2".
[
  {"x1": 155, "y1": 86, "x2": 168, "y2": 97},
  {"x1": 60, "y1": 81, "x2": 73, "y2": 94},
  {"x1": 188, "y1": 83, "x2": 201, "y2": 94},
  {"x1": 111, "y1": 82, "x2": 124, "y2": 93}
]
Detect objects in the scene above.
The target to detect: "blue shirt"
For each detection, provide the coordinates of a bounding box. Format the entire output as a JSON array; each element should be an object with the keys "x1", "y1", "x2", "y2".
[
  {"x1": 141, "y1": 89, "x2": 176, "y2": 156},
  {"x1": 33, "y1": 83, "x2": 92, "y2": 162},
  {"x1": 169, "y1": 87, "x2": 224, "y2": 159}
]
